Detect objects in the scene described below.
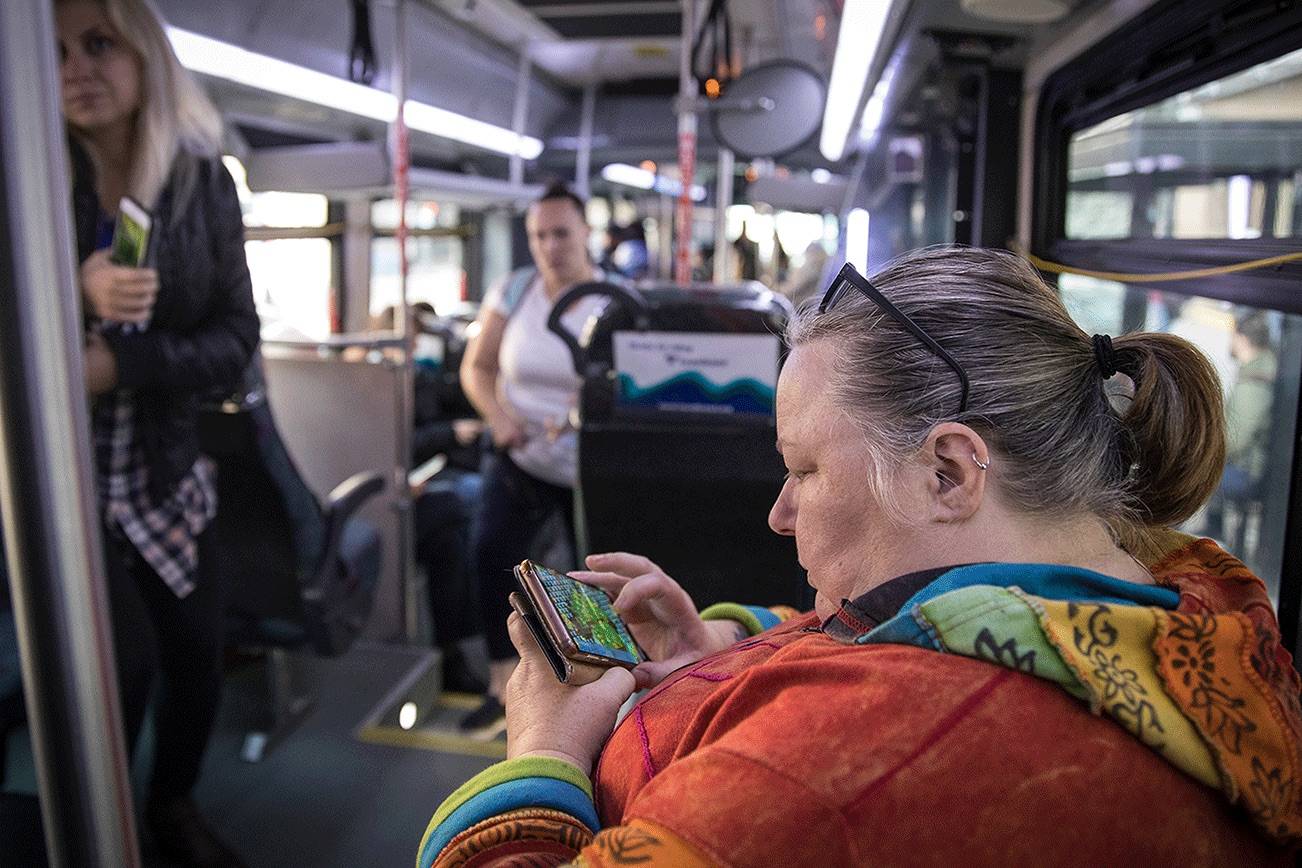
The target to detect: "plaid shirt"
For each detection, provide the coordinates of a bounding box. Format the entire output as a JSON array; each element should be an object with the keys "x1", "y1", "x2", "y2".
[{"x1": 92, "y1": 388, "x2": 216, "y2": 598}]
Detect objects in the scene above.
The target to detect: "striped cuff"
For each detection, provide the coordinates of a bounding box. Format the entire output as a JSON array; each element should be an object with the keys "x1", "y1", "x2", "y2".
[
  {"x1": 417, "y1": 756, "x2": 598, "y2": 868},
  {"x1": 699, "y1": 603, "x2": 783, "y2": 637}
]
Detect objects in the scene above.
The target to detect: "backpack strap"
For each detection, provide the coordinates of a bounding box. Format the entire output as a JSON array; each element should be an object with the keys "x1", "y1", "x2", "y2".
[{"x1": 501, "y1": 266, "x2": 538, "y2": 319}]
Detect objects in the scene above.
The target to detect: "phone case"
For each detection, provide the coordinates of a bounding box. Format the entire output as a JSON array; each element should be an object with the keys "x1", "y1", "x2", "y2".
[
  {"x1": 513, "y1": 561, "x2": 642, "y2": 672},
  {"x1": 508, "y1": 592, "x2": 570, "y2": 682}
]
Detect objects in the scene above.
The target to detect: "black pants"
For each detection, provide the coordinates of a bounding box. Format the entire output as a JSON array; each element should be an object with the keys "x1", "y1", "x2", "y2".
[
  {"x1": 414, "y1": 468, "x2": 483, "y2": 648},
  {"x1": 104, "y1": 528, "x2": 224, "y2": 802},
  {"x1": 474, "y1": 450, "x2": 574, "y2": 662}
]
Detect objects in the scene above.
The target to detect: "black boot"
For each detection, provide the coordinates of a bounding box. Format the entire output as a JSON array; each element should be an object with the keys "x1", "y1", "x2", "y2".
[{"x1": 146, "y1": 796, "x2": 246, "y2": 868}]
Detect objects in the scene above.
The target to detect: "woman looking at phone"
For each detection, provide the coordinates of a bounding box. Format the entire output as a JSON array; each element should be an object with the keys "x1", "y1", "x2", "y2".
[
  {"x1": 420, "y1": 247, "x2": 1301, "y2": 866},
  {"x1": 56, "y1": 0, "x2": 258, "y2": 864}
]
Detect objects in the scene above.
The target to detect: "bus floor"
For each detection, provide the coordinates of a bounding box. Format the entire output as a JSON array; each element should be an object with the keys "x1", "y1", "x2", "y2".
[{"x1": 4, "y1": 641, "x2": 499, "y2": 867}]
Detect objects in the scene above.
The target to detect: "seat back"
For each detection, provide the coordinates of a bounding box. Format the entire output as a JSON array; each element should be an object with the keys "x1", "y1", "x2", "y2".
[
  {"x1": 302, "y1": 509, "x2": 381, "y2": 656},
  {"x1": 199, "y1": 356, "x2": 379, "y2": 655}
]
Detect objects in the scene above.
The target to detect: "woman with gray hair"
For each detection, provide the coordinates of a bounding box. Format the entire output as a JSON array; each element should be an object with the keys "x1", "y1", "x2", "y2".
[
  {"x1": 56, "y1": 0, "x2": 257, "y2": 864},
  {"x1": 419, "y1": 246, "x2": 1299, "y2": 867}
]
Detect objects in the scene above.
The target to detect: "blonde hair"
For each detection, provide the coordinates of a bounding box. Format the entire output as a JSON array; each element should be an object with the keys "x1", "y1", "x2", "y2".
[
  {"x1": 787, "y1": 246, "x2": 1227, "y2": 546},
  {"x1": 62, "y1": 0, "x2": 223, "y2": 215}
]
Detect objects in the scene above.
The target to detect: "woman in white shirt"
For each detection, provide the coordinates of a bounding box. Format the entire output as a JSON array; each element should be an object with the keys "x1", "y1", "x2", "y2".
[{"x1": 458, "y1": 183, "x2": 606, "y2": 737}]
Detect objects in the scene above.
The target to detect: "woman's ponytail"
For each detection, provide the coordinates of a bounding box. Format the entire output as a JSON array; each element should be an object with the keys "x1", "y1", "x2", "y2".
[{"x1": 1112, "y1": 332, "x2": 1227, "y2": 528}]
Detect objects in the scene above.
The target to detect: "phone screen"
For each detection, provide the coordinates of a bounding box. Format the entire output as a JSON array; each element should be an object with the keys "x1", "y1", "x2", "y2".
[
  {"x1": 532, "y1": 563, "x2": 643, "y2": 665},
  {"x1": 110, "y1": 196, "x2": 151, "y2": 267}
]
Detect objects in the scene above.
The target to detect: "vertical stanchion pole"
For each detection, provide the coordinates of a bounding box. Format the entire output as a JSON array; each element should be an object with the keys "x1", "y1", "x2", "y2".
[
  {"x1": 575, "y1": 83, "x2": 597, "y2": 200},
  {"x1": 712, "y1": 148, "x2": 734, "y2": 284},
  {"x1": 674, "y1": 0, "x2": 698, "y2": 284},
  {"x1": 510, "y1": 50, "x2": 534, "y2": 189},
  {"x1": 0, "y1": 2, "x2": 140, "y2": 864},
  {"x1": 658, "y1": 194, "x2": 675, "y2": 280},
  {"x1": 391, "y1": 0, "x2": 416, "y2": 641}
]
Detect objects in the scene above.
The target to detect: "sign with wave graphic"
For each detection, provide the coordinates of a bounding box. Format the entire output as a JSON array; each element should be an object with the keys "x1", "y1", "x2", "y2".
[{"x1": 613, "y1": 331, "x2": 779, "y2": 415}]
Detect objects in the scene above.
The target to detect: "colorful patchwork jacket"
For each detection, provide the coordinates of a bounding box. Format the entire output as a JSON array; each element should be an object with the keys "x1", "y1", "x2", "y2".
[{"x1": 418, "y1": 533, "x2": 1302, "y2": 866}]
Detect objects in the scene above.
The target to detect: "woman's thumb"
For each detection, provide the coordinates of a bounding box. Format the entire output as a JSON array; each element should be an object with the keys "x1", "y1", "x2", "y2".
[
  {"x1": 592, "y1": 664, "x2": 636, "y2": 701},
  {"x1": 632, "y1": 660, "x2": 681, "y2": 691}
]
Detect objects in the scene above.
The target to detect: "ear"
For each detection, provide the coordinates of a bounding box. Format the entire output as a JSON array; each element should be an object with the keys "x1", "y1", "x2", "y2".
[{"x1": 917, "y1": 423, "x2": 990, "y2": 524}]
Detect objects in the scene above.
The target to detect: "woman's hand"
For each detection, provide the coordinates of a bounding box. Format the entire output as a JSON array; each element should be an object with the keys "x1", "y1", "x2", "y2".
[
  {"x1": 84, "y1": 332, "x2": 118, "y2": 395},
  {"x1": 572, "y1": 553, "x2": 743, "y2": 690},
  {"x1": 79, "y1": 250, "x2": 158, "y2": 324},
  {"x1": 488, "y1": 413, "x2": 527, "y2": 449},
  {"x1": 452, "y1": 418, "x2": 484, "y2": 446},
  {"x1": 504, "y1": 611, "x2": 636, "y2": 777}
]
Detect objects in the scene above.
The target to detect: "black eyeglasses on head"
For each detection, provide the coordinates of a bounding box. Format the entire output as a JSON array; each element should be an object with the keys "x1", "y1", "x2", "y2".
[{"x1": 817, "y1": 262, "x2": 970, "y2": 415}]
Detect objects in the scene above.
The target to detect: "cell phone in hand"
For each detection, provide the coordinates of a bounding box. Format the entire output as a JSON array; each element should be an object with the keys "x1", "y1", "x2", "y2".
[
  {"x1": 510, "y1": 559, "x2": 644, "y2": 684},
  {"x1": 109, "y1": 196, "x2": 151, "y2": 267}
]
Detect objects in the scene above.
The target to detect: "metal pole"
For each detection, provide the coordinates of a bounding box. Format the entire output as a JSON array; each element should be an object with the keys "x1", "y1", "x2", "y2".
[
  {"x1": 342, "y1": 199, "x2": 373, "y2": 333},
  {"x1": 674, "y1": 0, "x2": 698, "y2": 284},
  {"x1": 839, "y1": 148, "x2": 871, "y2": 219},
  {"x1": 0, "y1": 2, "x2": 139, "y2": 864},
  {"x1": 712, "y1": 148, "x2": 734, "y2": 284},
  {"x1": 510, "y1": 49, "x2": 534, "y2": 188},
  {"x1": 575, "y1": 83, "x2": 597, "y2": 200},
  {"x1": 658, "y1": 194, "x2": 675, "y2": 280},
  {"x1": 390, "y1": 0, "x2": 416, "y2": 641}
]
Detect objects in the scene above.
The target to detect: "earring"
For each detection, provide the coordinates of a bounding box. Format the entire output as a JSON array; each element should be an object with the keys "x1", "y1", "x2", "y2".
[{"x1": 971, "y1": 452, "x2": 989, "y2": 470}]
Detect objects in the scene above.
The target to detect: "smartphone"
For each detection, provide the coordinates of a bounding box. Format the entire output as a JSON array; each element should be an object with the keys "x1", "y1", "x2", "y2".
[
  {"x1": 510, "y1": 559, "x2": 644, "y2": 684},
  {"x1": 109, "y1": 196, "x2": 152, "y2": 267}
]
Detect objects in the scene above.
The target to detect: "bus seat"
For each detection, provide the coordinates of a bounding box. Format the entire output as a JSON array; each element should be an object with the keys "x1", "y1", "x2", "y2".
[{"x1": 198, "y1": 358, "x2": 385, "y2": 760}]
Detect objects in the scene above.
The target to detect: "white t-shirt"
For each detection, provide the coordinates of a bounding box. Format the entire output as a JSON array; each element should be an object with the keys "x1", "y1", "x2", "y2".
[{"x1": 483, "y1": 268, "x2": 606, "y2": 487}]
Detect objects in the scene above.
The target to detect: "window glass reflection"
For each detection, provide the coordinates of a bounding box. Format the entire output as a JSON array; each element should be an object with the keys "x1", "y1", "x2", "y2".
[
  {"x1": 370, "y1": 236, "x2": 465, "y2": 319},
  {"x1": 1066, "y1": 46, "x2": 1302, "y2": 240},
  {"x1": 371, "y1": 199, "x2": 461, "y2": 231},
  {"x1": 245, "y1": 238, "x2": 333, "y2": 341},
  {"x1": 1059, "y1": 276, "x2": 1300, "y2": 601}
]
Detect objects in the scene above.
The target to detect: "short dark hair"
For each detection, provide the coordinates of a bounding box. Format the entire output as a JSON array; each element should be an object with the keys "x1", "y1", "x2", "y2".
[
  {"x1": 1236, "y1": 310, "x2": 1272, "y2": 349},
  {"x1": 534, "y1": 180, "x2": 586, "y2": 220}
]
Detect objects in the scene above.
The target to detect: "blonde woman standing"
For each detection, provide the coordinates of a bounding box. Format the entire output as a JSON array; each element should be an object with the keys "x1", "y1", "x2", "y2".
[{"x1": 55, "y1": 0, "x2": 257, "y2": 864}]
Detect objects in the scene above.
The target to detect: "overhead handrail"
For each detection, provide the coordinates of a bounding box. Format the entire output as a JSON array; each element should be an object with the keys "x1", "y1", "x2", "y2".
[{"x1": 1018, "y1": 246, "x2": 1302, "y2": 283}]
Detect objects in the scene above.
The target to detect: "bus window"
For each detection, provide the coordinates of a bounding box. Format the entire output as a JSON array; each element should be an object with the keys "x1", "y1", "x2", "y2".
[
  {"x1": 1060, "y1": 273, "x2": 1301, "y2": 602},
  {"x1": 1058, "y1": 273, "x2": 1126, "y2": 336},
  {"x1": 370, "y1": 199, "x2": 467, "y2": 317},
  {"x1": 1066, "y1": 46, "x2": 1302, "y2": 241},
  {"x1": 223, "y1": 156, "x2": 335, "y2": 340}
]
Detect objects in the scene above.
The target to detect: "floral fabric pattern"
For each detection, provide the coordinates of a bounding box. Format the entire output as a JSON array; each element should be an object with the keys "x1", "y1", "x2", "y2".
[{"x1": 890, "y1": 540, "x2": 1302, "y2": 844}]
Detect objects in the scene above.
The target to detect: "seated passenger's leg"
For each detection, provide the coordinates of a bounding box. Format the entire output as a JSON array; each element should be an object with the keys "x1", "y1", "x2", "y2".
[
  {"x1": 474, "y1": 452, "x2": 569, "y2": 665},
  {"x1": 414, "y1": 478, "x2": 486, "y2": 694},
  {"x1": 464, "y1": 452, "x2": 571, "y2": 736}
]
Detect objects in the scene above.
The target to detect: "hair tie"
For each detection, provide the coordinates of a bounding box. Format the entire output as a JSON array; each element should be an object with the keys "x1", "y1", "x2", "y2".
[{"x1": 1092, "y1": 334, "x2": 1118, "y2": 379}]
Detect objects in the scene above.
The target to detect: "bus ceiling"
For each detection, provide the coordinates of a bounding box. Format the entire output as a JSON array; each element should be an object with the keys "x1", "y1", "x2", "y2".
[{"x1": 150, "y1": 0, "x2": 1119, "y2": 191}]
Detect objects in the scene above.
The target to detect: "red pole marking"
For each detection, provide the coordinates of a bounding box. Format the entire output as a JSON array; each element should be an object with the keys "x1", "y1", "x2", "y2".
[{"x1": 674, "y1": 128, "x2": 696, "y2": 284}]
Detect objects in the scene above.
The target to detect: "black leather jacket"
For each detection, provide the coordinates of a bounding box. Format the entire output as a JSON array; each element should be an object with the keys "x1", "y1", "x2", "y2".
[{"x1": 72, "y1": 142, "x2": 260, "y2": 498}]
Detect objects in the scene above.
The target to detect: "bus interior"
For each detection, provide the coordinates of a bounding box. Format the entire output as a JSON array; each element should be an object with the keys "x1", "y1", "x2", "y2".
[{"x1": 1, "y1": 0, "x2": 1301, "y2": 864}]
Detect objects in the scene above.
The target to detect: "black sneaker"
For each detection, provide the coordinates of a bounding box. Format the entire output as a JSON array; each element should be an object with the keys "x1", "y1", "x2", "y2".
[
  {"x1": 146, "y1": 796, "x2": 246, "y2": 868},
  {"x1": 458, "y1": 695, "x2": 507, "y2": 741}
]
